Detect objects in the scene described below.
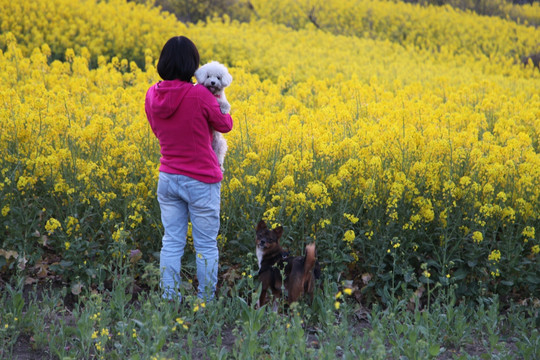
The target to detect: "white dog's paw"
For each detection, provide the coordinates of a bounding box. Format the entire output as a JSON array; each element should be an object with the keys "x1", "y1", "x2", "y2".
[{"x1": 219, "y1": 100, "x2": 231, "y2": 114}]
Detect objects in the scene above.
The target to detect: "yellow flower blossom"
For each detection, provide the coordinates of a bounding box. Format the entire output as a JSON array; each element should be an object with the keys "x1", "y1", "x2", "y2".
[
  {"x1": 318, "y1": 218, "x2": 331, "y2": 229},
  {"x1": 343, "y1": 213, "x2": 359, "y2": 224},
  {"x1": 488, "y1": 249, "x2": 501, "y2": 262},
  {"x1": 228, "y1": 177, "x2": 242, "y2": 193},
  {"x1": 472, "y1": 231, "x2": 483, "y2": 243},
  {"x1": 343, "y1": 230, "x2": 355, "y2": 244},
  {"x1": 1, "y1": 205, "x2": 9, "y2": 217},
  {"x1": 45, "y1": 218, "x2": 62, "y2": 235},
  {"x1": 522, "y1": 226, "x2": 535, "y2": 240},
  {"x1": 280, "y1": 175, "x2": 295, "y2": 188}
]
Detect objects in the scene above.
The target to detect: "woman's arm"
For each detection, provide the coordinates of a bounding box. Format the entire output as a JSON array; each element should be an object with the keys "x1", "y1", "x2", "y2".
[{"x1": 196, "y1": 85, "x2": 233, "y2": 133}]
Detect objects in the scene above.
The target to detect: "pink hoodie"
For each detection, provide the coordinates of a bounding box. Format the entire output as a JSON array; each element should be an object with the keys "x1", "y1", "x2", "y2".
[{"x1": 145, "y1": 80, "x2": 233, "y2": 183}]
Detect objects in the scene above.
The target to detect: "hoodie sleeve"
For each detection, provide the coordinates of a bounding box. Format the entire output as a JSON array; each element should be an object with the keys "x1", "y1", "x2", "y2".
[
  {"x1": 195, "y1": 85, "x2": 233, "y2": 133},
  {"x1": 144, "y1": 86, "x2": 157, "y2": 135}
]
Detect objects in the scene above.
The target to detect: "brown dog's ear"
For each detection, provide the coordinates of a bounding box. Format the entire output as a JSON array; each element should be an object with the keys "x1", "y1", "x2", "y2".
[
  {"x1": 256, "y1": 220, "x2": 267, "y2": 231},
  {"x1": 273, "y1": 226, "x2": 283, "y2": 238}
]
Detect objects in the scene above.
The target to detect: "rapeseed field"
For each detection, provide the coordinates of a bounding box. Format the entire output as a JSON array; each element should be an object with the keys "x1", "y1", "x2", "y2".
[{"x1": 1, "y1": 0, "x2": 539, "y2": 304}]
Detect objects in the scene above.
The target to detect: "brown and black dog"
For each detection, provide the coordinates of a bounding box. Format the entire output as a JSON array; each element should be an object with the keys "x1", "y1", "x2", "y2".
[{"x1": 255, "y1": 220, "x2": 320, "y2": 309}]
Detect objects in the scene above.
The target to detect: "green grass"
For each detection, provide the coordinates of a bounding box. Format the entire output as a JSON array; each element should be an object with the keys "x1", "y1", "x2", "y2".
[{"x1": 1, "y1": 263, "x2": 538, "y2": 359}]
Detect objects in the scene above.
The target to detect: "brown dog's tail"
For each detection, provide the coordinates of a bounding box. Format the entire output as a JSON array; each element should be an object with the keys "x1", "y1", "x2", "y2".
[{"x1": 302, "y1": 243, "x2": 317, "y2": 282}]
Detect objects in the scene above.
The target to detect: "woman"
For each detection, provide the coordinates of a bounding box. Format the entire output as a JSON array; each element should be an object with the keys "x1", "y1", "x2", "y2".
[{"x1": 145, "y1": 36, "x2": 233, "y2": 302}]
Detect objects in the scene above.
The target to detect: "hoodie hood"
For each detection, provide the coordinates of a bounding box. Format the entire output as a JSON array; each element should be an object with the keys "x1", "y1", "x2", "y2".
[{"x1": 146, "y1": 80, "x2": 193, "y2": 119}]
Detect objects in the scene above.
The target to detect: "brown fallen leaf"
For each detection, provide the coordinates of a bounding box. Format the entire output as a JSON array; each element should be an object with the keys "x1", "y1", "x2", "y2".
[
  {"x1": 129, "y1": 249, "x2": 143, "y2": 264},
  {"x1": 361, "y1": 273, "x2": 372, "y2": 285},
  {"x1": 34, "y1": 261, "x2": 49, "y2": 278},
  {"x1": 0, "y1": 249, "x2": 18, "y2": 260},
  {"x1": 18, "y1": 256, "x2": 28, "y2": 270},
  {"x1": 25, "y1": 277, "x2": 38, "y2": 285}
]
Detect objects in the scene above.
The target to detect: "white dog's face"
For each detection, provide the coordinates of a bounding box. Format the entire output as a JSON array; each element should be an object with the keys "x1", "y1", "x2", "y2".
[{"x1": 194, "y1": 61, "x2": 232, "y2": 95}]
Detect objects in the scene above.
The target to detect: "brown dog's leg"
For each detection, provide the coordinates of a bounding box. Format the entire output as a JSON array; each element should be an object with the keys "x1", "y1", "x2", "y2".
[
  {"x1": 287, "y1": 276, "x2": 303, "y2": 304},
  {"x1": 305, "y1": 275, "x2": 315, "y2": 305},
  {"x1": 271, "y1": 286, "x2": 282, "y2": 312},
  {"x1": 267, "y1": 274, "x2": 283, "y2": 311},
  {"x1": 258, "y1": 287, "x2": 268, "y2": 308},
  {"x1": 271, "y1": 277, "x2": 282, "y2": 299}
]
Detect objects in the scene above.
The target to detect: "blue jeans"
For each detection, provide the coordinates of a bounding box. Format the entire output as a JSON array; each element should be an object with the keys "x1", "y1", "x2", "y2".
[{"x1": 157, "y1": 172, "x2": 221, "y2": 301}]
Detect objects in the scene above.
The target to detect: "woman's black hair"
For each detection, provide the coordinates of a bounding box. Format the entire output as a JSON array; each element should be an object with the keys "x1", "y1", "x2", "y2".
[{"x1": 157, "y1": 36, "x2": 200, "y2": 82}]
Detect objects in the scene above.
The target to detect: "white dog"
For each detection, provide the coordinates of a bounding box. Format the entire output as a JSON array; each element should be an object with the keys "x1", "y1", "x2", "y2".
[{"x1": 194, "y1": 61, "x2": 232, "y2": 172}]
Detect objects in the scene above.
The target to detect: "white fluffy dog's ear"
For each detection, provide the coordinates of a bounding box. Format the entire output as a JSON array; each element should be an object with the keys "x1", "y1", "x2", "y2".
[
  {"x1": 221, "y1": 70, "x2": 233, "y2": 87},
  {"x1": 194, "y1": 66, "x2": 206, "y2": 84}
]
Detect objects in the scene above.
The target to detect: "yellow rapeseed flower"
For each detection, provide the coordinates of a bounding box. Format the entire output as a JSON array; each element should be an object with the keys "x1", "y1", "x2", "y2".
[
  {"x1": 45, "y1": 218, "x2": 62, "y2": 235},
  {"x1": 522, "y1": 226, "x2": 535, "y2": 240},
  {"x1": 488, "y1": 249, "x2": 501, "y2": 262},
  {"x1": 343, "y1": 213, "x2": 359, "y2": 224},
  {"x1": 343, "y1": 230, "x2": 355, "y2": 244},
  {"x1": 472, "y1": 231, "x2": 483, "y2": 243}
]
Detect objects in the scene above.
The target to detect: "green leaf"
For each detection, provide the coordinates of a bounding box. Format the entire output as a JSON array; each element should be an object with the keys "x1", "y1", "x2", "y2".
[
  {"x1": 428, "y1": 343, "x2": 440, "y2": 356},
  {"x1": 60, "y1": 260, "x2": 73, "y2": 267},
  {"x1": 453, "y1": 268, "x2": 468, "y2": 281}
]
